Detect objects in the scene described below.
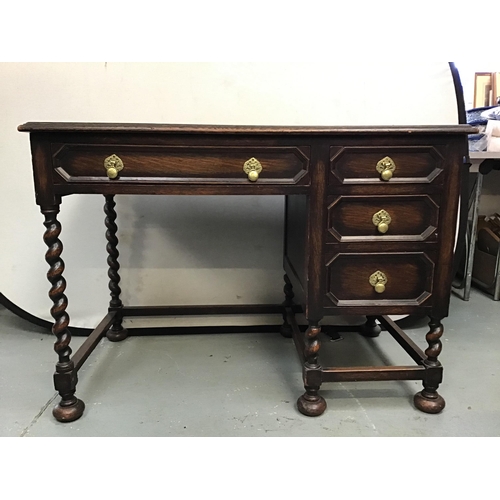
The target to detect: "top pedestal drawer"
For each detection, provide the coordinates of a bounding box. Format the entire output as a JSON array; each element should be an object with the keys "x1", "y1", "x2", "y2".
[
  {"x1": 329, "y1": 146, "x2": 444, "y2": 185},
  {"x1": 51, "y1": 144, "x2": 310, "y2": 184}
]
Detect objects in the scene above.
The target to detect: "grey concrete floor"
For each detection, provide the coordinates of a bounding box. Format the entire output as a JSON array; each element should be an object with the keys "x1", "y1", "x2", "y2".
[{"x1": 1, "y1": 288, "x2": 499, "y2": 437}]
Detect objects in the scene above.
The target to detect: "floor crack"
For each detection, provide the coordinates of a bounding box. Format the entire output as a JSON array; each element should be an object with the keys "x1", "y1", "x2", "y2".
[
  {"x1": 339, "y1": 383, "x2": 379, "y2": 436},
  {"x1": 20, "y1": 393, "x2": 58, "y2": 437}
]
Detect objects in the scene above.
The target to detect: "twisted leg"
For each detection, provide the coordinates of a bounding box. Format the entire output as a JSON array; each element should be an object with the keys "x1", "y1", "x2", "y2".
[
  {"x1": 42, "y1": 206, "x2": 84, "y2": 422},
  {"x1": 360, "y1": 316, "x2": 381, "y2": 338},
  {"x1": 414, "y1": 318, "x2": 446, "y2": 414},
  {"x1": 280, "y1": 274, "x2": 294, "y2": 338},
  {"x1": 104, "y1": 195, "x2": 128, "y2": 342},
  {"x1": 297, "y1": 323, "x2": 326, "y2": 416}
]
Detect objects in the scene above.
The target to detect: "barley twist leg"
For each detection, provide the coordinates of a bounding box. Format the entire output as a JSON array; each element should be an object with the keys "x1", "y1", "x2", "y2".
[
  {"x1": 414, "y1": 318, "x2": 446, "y2": 414},
  {"x1": 297, "y1": 323, "x2": 326, "y2": 416},
  {"x1": 42, "y1": 206, "x2": 84, "y2": 422},
  {"x1": 104, "y1": 195, "x2": 128, "y2": 342}
]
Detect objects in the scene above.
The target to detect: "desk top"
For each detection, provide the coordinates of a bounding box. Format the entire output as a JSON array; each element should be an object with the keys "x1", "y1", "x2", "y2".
[
  {"x1": 469, "y1": 152, "x2": 500, "y2": 173},
  {"x1": 18, "y1": 122, "x2": 476, "y2": 135},
  {"x1": 470, "y1": 152, "x2": 500, "y2": 159}
]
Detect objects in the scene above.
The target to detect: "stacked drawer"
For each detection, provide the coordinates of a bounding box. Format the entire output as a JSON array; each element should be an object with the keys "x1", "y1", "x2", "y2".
[{"x1": 324, "y1": 143, "x2": 445, "y2": 310}]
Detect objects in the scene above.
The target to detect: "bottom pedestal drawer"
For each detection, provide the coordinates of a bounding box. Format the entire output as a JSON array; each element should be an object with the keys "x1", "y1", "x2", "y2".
[{"x1": 325, "y1": 252, "x2": 434, "y2": 306}]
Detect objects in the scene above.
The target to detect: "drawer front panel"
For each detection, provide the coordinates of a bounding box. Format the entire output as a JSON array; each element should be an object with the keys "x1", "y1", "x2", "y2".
[
  {"x1": 52, "y1": 144, "x2": 310, "y2": 184},
  {"x1": 326, "y1": 195, "x2": 439, "y2": 242},
  {"x1": 325, "y1": 252, "x2": 434, "y2": 306},
  {"x1": 329, "y1": 146, "x2": 444, "y2": 185}
]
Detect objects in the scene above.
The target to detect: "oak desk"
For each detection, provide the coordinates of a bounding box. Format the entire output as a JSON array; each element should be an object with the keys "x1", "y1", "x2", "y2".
[{"x1": 19, "y1": 122, "x2": 474, "y2": 422}]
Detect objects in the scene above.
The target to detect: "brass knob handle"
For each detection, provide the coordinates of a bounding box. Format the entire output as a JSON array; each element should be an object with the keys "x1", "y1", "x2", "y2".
[
  {"x1": 104, "y1": 154, "x2": 124, "y2": 179},
  {"x1": 248, "y1": 170, "x2": 259, "y2": 182},
  {"x1": 381, "y1": 169, "x2": 393, "y2": 181},
  {"x1": 369, "y1": 271, "x2": 387, "y2": 294},
  {"x1": 372, "y1": 209, "x2": 392, "y2": 234},
  {"x1": 376, "y1": 156, "x2": 396, "y2": 182},
  {"x1": 243, "y1": 157, "x2": 262, "y2": 182}
]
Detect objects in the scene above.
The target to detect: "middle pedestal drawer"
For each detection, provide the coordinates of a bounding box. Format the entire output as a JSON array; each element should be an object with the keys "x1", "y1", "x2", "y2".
[{"x1": 326, "y1": 194, "x2": 439, "y2": 243}]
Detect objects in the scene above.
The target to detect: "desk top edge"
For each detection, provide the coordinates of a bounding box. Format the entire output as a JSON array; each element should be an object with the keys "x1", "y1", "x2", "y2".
[
  {"x1": 470, "y1": 152, "x2": 500, "y2": 159},
  {"x1": 18, "y1": 122, "x2": 477, "y2": 135}
]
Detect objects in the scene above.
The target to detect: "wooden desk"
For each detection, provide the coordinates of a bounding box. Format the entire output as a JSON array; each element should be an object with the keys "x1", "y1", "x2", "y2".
[{"x1": 19, "y1": 122, "x2": 474, "y2": 422}]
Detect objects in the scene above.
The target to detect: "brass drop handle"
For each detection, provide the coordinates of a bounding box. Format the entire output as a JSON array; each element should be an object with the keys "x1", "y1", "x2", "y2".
[
  {"x1": 369, "y1": 271, "x2": 387, "y2": 294},
  {"x1": 104, "y1": 154, "x2": 124, "y2": 179},
  {"x1": 243, "y1": 157, "x2": 263, "y2": 182},
  {"x1": 376, "y1": 156, "x2": 396, "y2": 181},
  {"x1": 372, "y1": 209, "x2": 392, "y2": 234}
]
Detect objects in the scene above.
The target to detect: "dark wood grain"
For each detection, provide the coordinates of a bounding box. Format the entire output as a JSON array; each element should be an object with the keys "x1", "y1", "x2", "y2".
[
  {"x1": 325, "y1": 251, "x2": 434, "y2": 304},
  {"x1": 326, "y1": 194, "x2": 439, "y2": 242},
  {"x1": 377, "y1": 315, "x2": 426, "y2": 364},
  {"x1": 430, "y1": 138, "x2": 465, "y2": 319},
  {"x1": 72, "y1": 312, "x2": 116, "y2": 371},
  {"x1": 53, "y1": 144, "x2": 311, "y2": 185},
  {"x1": 54, "y1": 182, "x2": 310, "y2": 196},
  {"x1": 322, "y1": 365, "x2": 425, "y2": 382},
  {"x1": 305, "y1": 145, "x2": 329, "y2": 321},
  {"x1": 121, "y1": 304, "x2": 288, "y2": 316},
  {"x1": 41, "y1": 205, "x2": 84, "y2": 422},
  {"x1": 330, "y1": 145, "x2": 445, "y2": 185},
  {"x1": 297, "y1": 323, "x2": 326, "y2": 417},
  {"x1": 21, "y1": 121, "x2": 473, "y2": 420},
  {"x1": 104, "y1": 195, "x2": 128, "y2": 342},
  {"x1": 18, "y1": 122, "x2": 477, "y2": 134},
  {"x1": 30, "y1": 136, "x2": 57, "y2": 206},
  {"x1": 414, "y1": 318, "x2": 446, "y2": 414}
]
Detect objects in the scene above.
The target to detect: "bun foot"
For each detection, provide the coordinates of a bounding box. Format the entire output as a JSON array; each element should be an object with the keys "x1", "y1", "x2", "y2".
[
  {"x1": 53, "y1": 398, "x2": 85, "y2": 423},
  {"x1": 414, "y1": 390, "x2": 445, "y2": 414},
  {"x1": 279, "y1": 323, "x2": 293, "y2": 338},
  {"x1": 106, "y1": 327, "x2": 128, "y2": 342},
  {"x1": 360, "y1": 324, "x2": 381, "y2": 338},
  {"x1": 360, "y1": 317, "x2": 381, "y2": 338},
  {"x1": 297, "y1": 393, "x2": 327, "y2": 417}
]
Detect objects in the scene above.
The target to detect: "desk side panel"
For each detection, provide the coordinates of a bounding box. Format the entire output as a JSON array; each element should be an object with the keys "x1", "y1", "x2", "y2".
[
  {"x1": 29, "y1": 133, "x2": 57, "y2": 206},
  {"x1": 431, "y1": 136, "x2": 467, "y2": 319}
]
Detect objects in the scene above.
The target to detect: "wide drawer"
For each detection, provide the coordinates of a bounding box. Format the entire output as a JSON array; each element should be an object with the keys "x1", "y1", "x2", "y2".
[
  {"x1": 325, "y1": 251, "x2": 434, "y2": 307},
  {"x1": 51, "y1": 144, "x2": 310, "y2": 184},
  {"x1": 329, "y1": 145, "x2": 444, "y2": 185},
  {"x1": 326, "y1": 194, "x2": 439, "y2": 242}
]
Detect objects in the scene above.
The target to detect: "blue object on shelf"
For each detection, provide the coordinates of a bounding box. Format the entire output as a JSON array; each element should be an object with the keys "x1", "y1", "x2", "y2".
[{"x1": 467, "y1": 106, "x2": 496, "y2": 125}]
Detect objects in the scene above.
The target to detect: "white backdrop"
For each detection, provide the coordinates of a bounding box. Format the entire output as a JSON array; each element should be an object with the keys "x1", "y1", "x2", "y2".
[{"x1": 0, "y1": 62, "x2": 459, "y2": 327}]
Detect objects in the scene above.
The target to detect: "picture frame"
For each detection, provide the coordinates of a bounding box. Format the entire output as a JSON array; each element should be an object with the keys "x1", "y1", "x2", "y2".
[
  {"x1": 474, "y1": 72, "x2": 493, "y2": 108},
  {"x1": 492, "y1": 72, "x2": 500, "y2": 105}
]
